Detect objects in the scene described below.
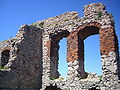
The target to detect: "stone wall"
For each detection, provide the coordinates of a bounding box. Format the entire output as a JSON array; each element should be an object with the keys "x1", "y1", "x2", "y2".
[
  {"x1": 0, "y1": 25, "x2": 43, "y2": 89},
  {"x1": 40, "y1": 3, "x2": 120, "y2": 90},
  {"x1": 0, "y1": 3, "x2": 120, "y2": 90}
]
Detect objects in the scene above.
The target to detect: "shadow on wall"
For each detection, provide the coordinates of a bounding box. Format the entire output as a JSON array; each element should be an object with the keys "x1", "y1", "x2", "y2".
[{"x1": 45, "y1": 86, "x2": 61, "y2": 90}]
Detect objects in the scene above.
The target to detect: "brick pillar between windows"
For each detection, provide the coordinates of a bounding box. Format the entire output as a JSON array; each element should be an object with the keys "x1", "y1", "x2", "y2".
[
  {"x1": 67, "y1": 31, "x2": 87, "y2": 78},
  {"x1": 67, "y1": 31, "x2": 79, "y2": 62}
]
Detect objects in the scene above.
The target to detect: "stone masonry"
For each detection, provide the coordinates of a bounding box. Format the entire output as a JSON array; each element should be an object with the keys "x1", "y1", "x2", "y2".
[{"x1": 0, "y1": 3, "x2": 120, "y2": 90}]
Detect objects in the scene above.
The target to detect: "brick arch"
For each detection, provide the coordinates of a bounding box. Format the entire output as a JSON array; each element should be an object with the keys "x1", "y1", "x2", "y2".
[
  {"x1": 67, "y1": 22, "x2": 119, "y2": 79},
  {"x1": 45, "y1": 21, "x2": 119, "y2": 79},
  {"x1": 67, "y1": 22, "x2": 101, "y2": 78},
  {"x1": 78, "y1": 26, "x2": 100, "y2": 78},
  {"x1": 49, "y1": 30, "x2": 70, "y2": 78},
  {"x1": 67, "y1": 22, "x2": 101, "y2": 62},
  {"x1": 77, "y1": 22, "x2": 118, "y2": 55},
  {"x1": 78, "y1": 26, "x2": 100, "y2": 62},
  {"x1": 78, "y1": 26, "x2": 99, "y2": 40}
]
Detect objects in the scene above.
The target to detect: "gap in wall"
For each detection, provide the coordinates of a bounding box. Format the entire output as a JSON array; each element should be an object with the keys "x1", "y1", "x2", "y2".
[
  {"x1": 58, "y1": 38, "x2": 68, "y2": 78},
  {"x1": 84, "y1": 35, "x2": 102, "y2": 76},
  {"x1": 1, "y1": 50, "x2": 10, "y2": 66}
]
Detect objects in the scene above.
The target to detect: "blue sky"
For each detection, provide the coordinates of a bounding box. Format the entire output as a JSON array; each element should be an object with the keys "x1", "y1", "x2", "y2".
[{"x1": 0, "y1": 0, "x2": 120, "y2": 77}]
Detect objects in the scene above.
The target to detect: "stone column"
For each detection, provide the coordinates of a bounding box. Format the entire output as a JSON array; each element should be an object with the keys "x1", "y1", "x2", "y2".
[
  {"x1": 42, "y1": 34, "x2": 51, "y2": 88},
  {"x1": 67, "y1": 31, "x2": 79, "y2": 62},
  {"x1": 99, "y1": 27, "x2": 120, "y2": 80}
]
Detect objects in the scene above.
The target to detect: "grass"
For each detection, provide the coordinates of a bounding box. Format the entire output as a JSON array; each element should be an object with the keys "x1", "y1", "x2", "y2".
[
  {"x1": 64, "y1": 88, "x2": 70, "y2": 90},
  {"x1": 0, "y1": 66, "x2": 8, "y2": 69},
  {"x1": 31, "y1": 22, "x2": 44, "y2": 28},
  {"x1": 50, "y1": 77, "x2": 56, "y2": 80},
  {"x1": 63, "y1": 18, "x2": 69, "y2": 21},
  {"x1": 98, "y1": 75, "x2": 102, "y2": 81}
]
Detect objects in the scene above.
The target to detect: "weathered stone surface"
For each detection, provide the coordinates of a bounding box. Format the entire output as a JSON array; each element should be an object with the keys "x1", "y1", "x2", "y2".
[{"x1": 0, "y1": 26, "x2": 43, "y2": 89}]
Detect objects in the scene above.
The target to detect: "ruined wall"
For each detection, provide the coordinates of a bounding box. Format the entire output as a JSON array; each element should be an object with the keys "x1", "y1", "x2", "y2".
[
  {"x1": 40, "y1": 3, "x2": 120, "y2": 90},
  {"x1": 0, "y1": 25, "x2": 43, "y2": 89},
  {"x1": 0, "y1": 3, "x2": 120, "y2": 90}
]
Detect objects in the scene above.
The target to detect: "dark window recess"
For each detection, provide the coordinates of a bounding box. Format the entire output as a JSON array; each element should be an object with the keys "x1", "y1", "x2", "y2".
[
  {"x1": 45, "y1": 86, "x2": 61, "y2": 90},
  {"x1": 89, "y1": 87, "x2": 100, "y2": 90},
  {"x1": 1, "y1": 50, "x2": 10, "y2": 66}
]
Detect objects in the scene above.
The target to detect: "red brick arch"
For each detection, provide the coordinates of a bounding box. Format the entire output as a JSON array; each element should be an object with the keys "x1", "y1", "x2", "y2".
[
  {"x1": 67, "y1": 22, "x2": 101, "y2": 62},
  {"x1": 67, "y1": 22, "x2": 119, "y2": 78}
]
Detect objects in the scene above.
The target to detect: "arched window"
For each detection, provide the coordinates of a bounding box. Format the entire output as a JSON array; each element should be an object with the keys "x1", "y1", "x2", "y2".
[
  {"x1": 77, "y1": 26, "x2": 102, "y2": 78},
  {"x1": 50, "y1": 30, "x2": 70, "y2": 78},
  {"x1": 1, "y1": 50, "x2": 10, "y2": 66}
]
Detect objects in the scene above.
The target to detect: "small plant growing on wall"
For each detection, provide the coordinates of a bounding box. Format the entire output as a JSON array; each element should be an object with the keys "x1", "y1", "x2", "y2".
[
  {"x1": 63, "y1": 18, "x2": 69, "y2": 21},
  {"x1": 0, "y1": 66, "x2": 8, "y2": 69},
  {"x1": 98, "y1": 75, "x2": 102, "y2": 81},
  {"x1": 50, "y1": 77, "x2": 56, "y2": 80},
  {"x1": 64, "y1": 88, "x2": 70, "y2": 90},
  {"x1": 31, "y1": 22, "x2": 44, "y2": 28},
  {"x1": 97, "y1": 11, "x2": 102, "y2": 19},
  {"x1": 39, "y1": 22, "x2": 44, "y2": 28}
]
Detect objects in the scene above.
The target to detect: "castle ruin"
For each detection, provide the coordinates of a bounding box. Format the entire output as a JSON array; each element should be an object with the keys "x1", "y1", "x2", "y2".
[{"x1": 0, "y1": 3, "x2": 120, "y2": 90}]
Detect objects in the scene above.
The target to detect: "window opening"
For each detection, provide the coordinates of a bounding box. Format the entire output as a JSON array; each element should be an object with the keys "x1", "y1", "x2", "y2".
[
  {"x1": 84, "y1": 35, "x2": 102, "y2": 76},
  {"x1": 58, "y1": 38, "x2": 68, "y2": 78},
  {"x1": 1, "y1": 50, "x2": 10, "y2": 66}
]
